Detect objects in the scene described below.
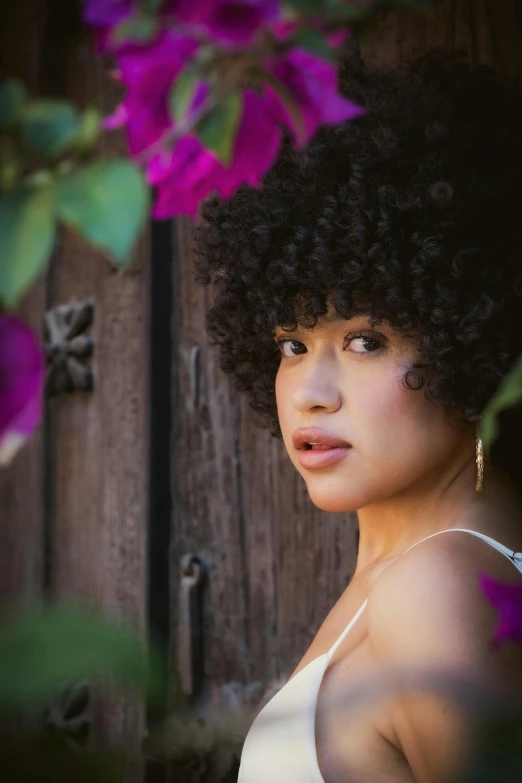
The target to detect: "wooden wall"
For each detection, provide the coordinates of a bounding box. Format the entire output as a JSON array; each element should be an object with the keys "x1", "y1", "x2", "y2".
[
  {"x1": 0, "y1": 0, "x2": 47, "y2": 606},
  {"x1": 1, "y1": 1, "x2": 522, "y2": 782},
  {"x1": 168, "y1": 0, "x2": 522, "y2": 721},
  {"x1": 170, "y1": 222, "x2": 359, "y2": 704},
  {"x1": 0, "y1": 2, "x2": 149, "y2": 777}
]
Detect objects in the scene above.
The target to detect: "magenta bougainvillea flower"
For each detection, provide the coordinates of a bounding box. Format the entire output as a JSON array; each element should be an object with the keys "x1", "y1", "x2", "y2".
[
  {"x1": 108, "y1": 37, "x2": 361, "y2": 216},
  {"x1": 0, "y1": 315, "x2": 45, "y2": 466},
  {"x1": 149, "y1": 90, "x2": 283, "y2": 217},
  {"x1": 84, "y1": 0, "x2": 134, "y2": 27},
  {"x1": 105, "y1": 31, "x2": 199, "y2": 154},
  {"x1": 87, "y1": 0, "x2": 362, "y2": 217},
  {"x1": 147, "y1": 58, "x2": 361, "y2": 219},
  {"x1": 480, "y1": 573, "x2": 522, "y2": 647},
  {"x1": 175, "y1": 0, "x2": 280, "y2": 45},
  {"x1": 86, "y1": 0, "x2": 279, "y2": 46},
  {"x1": 266, "y1": 46, "x2": 364, "y2": 147}
]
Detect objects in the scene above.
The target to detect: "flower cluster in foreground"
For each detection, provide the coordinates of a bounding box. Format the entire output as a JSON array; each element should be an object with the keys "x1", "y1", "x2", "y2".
[{"x1": 85, "y1": 0, "x2": 363, "y2": 218}]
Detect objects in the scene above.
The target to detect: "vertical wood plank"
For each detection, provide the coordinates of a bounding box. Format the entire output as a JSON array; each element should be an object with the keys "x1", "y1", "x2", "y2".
[
  {"x1": 170, "y1": 221, "x2": 359, "y2": 698},
  {"x1": 171, "y1": 218, "x2": 248, "y2": 697},
  {"x1": 34, "y1": 1, "x2": 150, "y2": 768},
  {"x1": 169, "y1": 0, "x2": 522, "y2": 736},
  {"x1": 239, "y1": 403, "x2": 278, "y2": 686},
  {"x1": 0, "y1": 0, "x2": 47, "y2": 605},
  {"x1": 271, "y1": 440, "x2": 358, "y2": 678},
  {"x1": 360, "y1": 0, "x2": 522, "y2": 84}
]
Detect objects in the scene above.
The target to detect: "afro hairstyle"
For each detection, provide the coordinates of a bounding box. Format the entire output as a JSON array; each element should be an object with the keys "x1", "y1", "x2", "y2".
[{"x1": 194, "y1": 53, "x2": 522, "y2": 488}]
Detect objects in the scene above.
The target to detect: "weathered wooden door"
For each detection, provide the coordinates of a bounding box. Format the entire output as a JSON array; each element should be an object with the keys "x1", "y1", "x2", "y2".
[
  {"x1": 165, "y1": 0, "x2": 522, "y2": 756},
  {"x1": 2, "y1": 2, "x2": 522, "y2": 783},
  {"x1": 169, "y1": 227, "x2": 359, "y2": 709},
  {"x1": 0, "y1": 4, "x2": 149, "y2": 779}
]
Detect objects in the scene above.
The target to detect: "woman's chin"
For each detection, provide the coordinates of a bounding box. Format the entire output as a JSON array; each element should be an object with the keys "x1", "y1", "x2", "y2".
[{"x1": 306, "y1": 485, "x2": 363, "y2": 514}]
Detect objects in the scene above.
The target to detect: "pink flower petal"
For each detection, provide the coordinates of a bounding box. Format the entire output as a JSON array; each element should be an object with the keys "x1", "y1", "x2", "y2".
[
  {"x1": 267, "y1": 47, "x2": 364, "y2": 146},
  {"x1": 174, "y1": 0, "x2": 280, "y2": 45},
  {"x1": 0, "y1": 316, "x2": 45, "y2": 465},
  {"x1": 114, "y1": 31, "x2": 199, "y2": 154},
  {"x1": 103, "y1": 102, "x2": 129, "y2": 129},
  {"x1": 480, "y1": 573, "x2": 522, "y2": 647},
  {"x1": 151, "y1": 90, "x2": 282, "y2": 218},
  {"x1": 84, "y1": 0, "x2": 133, "y2": 27}
]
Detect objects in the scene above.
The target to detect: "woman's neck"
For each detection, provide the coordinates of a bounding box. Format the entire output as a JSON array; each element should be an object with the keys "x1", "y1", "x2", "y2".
[{"x1": 353, "y1": 454, "x2": 502, "y2": 575}]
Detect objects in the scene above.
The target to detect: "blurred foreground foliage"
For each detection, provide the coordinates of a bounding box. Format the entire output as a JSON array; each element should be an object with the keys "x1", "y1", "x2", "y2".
[
  {"x1": 462, "y1": 714, "x2": 522, "y2": 783},
  {"x1": 0, "y1": 603, "x2": 161, "y2": 706},
  {"x1": 0, "y1": 602, "x2": 163, "y2": 783},
  {"x1": 0, "y1": 731, "x2": 125, "y2": 783}
]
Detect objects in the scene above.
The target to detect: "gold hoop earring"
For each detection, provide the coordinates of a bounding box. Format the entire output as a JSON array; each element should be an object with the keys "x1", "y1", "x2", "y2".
[{"x1": 476, "y1": 426, "x2": 484, "y2": 492}]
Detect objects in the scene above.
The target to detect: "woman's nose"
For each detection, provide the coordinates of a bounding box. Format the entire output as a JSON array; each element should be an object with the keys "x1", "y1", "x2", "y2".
[{"x1": 291, "y1": 367, "x2": 342, "y2": 413}]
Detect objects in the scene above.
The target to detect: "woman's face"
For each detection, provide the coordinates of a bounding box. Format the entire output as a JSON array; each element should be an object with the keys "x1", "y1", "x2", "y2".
[{"x1": 274, "y1": 309, "x2": 472, "y2": 513}]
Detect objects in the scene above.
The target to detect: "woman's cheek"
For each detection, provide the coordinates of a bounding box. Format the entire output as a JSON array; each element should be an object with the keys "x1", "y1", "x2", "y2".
[{"x1": 275, "y1": 370, "x2": 295, "y2": 445}]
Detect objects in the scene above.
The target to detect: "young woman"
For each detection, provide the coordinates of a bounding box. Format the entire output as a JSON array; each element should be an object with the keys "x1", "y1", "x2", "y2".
[{"x1": 194, "y1": 54, "x2": 522, "y2": 783}]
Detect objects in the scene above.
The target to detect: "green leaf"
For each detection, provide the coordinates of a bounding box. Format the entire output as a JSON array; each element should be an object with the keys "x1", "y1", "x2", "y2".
[
  {"x1": 0, "y1": 186, "x2": 56, "y2": 307},
  {"x1": 283, "y1": 0, "x2": 430, "y2": 22},
  {"x1": 0, "y1": 80, "x2": 26, "y2": 128},
  {"x1": 293, "y1": 28, "x2": 336, "y2": 61},
  {"x1": 282, "y1": 0, "x2": 370, "y2": 21},
  {"x1": 169, "y1": 66, "x2": 201, "y2": 123},
  {"x1": 0, "y1": 733, "x2": 124, "y2": 783},
  {"x1": 382, "y1": 0, "x2": 434, "y2": 9},
  {"x1": 56, "y1": 159, "x2": 150, "y2": 264},
  {"x1": 21, "y1": 100, "x2": 81, "y2": 158},
  {"x1": 480, "y1": 352, "x2": 522, "y2": 455},
  {"x1": 111, "y1": 13, "x2": 158, "y2": 45},
  {"x1": 140, "y1": 0, "x2": 168, "y2": 10},
  {"x1": 197, "y1": 91, "x2": 242, "y2": 166},
  {"x1": 251, "y1": 67, "x2": 305, "y2": 144},
  {"x1": 0, "y1": 604, "x2": 156, "y2": 707},
  {"x1": 75, "y1": 107, "x2": 102, "y2": 153}
]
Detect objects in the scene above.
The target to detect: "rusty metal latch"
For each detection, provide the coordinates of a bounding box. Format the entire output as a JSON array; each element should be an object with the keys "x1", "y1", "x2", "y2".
[{"x1": 178, "y1": 554, "x2": 206, "y2": 698}]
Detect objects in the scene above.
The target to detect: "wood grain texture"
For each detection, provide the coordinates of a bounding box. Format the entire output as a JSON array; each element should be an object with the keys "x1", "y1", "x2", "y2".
[
  {"x1": 360, "y1": 0, "x2": 522, "y2": 83},
  {"x1": 171, "y1": 218, "x2": 249, "y2": 694},
  {"x1": 170, "y1": 219, "x2": 358, "y2": 702},
  {"x1": 169, "y1": 0, "x2": 522, "y2": 722},
  {"x1": 0, "y1": 0, "x2": 47, "y2": 606},
  {"x1": 270, "y1": 438, "x2": 358, "y2": 679},
  {"x1": 34, "y1": 1, "x2": 149, "y2": 767}
]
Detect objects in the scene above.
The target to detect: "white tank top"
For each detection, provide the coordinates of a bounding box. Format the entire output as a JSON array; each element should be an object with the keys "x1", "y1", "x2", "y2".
[{"x1": 238, "y1": 528, "x2": 522, "y2": 783}]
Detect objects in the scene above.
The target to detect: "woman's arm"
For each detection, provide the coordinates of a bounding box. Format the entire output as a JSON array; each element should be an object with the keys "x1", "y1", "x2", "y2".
[{"x1": 366, "y1": 533, "x2": 522, "y2": 783}]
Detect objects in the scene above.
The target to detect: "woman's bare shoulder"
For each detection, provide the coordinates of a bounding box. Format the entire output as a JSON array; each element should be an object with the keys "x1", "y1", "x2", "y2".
[
  {"x1": 362, "y1": 526, "x2": 522, "y2": 782},
  {"x1": 366, "y1": 526, "x2": 522, "y2": 668}
]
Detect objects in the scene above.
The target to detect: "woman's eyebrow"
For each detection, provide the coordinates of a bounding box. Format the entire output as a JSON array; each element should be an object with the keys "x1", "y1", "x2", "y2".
[
  {"x1": 273, "y1": 324, "x2": 299, "y2": 334},
  {"x1": 273, "y1": 314, "x2": 373, "y2": 335},
  {"x1": 322, "y1": 308, "x2": 371, "y2": 323}
]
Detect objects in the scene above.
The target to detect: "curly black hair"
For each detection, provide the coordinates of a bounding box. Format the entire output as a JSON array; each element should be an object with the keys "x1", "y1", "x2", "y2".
[{"x1": 194, "y1": 53, "x2": 522, "y2": 488}]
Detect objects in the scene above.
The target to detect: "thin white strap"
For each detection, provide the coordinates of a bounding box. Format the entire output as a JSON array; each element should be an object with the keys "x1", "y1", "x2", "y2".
[
  {"x1": 402, "y1": 527, "x2": 522, "y2": 573},
  {"x1": 326, "y1": 599, "x2": 368, "y2": 661},
  {"x1": 325, "y1": 527, "x2": 522, "y2": 660}
]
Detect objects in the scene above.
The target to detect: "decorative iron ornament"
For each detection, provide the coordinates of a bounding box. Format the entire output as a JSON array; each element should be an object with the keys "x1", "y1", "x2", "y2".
[
  {"x1": 44, "y1": 302, "x2": 94, "y2": 396},
  {"x1": 45, "y1": 680, "x2": 91, "y2": 746}
]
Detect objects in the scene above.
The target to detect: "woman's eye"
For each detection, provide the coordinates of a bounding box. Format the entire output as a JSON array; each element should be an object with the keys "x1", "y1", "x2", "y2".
[
  {"x1": 277, "y1": 339, "x2": 307, "y2": 357},
  {"x1": 346, "y1": 334, "x2": 383, "y2": 354},
  {"x1": 275, "y1": 333, "x2": 383, "y2": 357}
]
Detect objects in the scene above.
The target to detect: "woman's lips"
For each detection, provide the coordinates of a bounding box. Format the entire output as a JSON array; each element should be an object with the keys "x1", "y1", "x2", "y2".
[
  {"x1": 297, "y1": 445, "x2": 351, "y2": 469},
  {"x1": 292, "y1": 427, "x2": 352, "y2": 469}
]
